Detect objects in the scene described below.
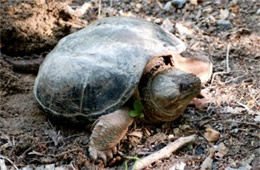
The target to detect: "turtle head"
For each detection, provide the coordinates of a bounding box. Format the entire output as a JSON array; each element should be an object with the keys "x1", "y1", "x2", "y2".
[{"x1": 139, "y1": 68, "x2": 201, "y2": 123}]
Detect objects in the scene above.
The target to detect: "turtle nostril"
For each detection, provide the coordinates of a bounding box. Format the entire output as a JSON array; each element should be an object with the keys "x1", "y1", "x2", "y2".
[{"x1": 179, "y1": 83, "x2": 190, "y2": 92}]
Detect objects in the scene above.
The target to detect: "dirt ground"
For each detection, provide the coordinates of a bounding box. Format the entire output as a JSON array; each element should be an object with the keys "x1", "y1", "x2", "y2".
[{"x1": 0, "y1": 0, "x2": 259, "y2": 169}]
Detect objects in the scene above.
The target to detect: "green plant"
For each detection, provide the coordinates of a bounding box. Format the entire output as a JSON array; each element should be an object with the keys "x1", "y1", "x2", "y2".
[
  {"x1": 124, "y1": 156, "x2": 140, "y2": 170},
  {"x1": 129, "y1": 100, "x2": 144, "y2": 118}
]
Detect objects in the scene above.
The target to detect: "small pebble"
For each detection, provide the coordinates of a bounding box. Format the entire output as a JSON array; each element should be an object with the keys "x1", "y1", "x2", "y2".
[
  {"x1": 45, "y1": 164, "x2": 55, "y2": 170},
  {"x1": 173, "y1": 128, "x2": 181, "y2": 135},
  {"x1": 179, "y1": 124, "x2": 190, "y2": 130},
  {"x1": 172, "y1": 0, "x2": 187, "y2": 8},
  {"x1": 175, "y1": 22, "x2": 193, "y2": 35},
  {"x1": 136, "y1": 3, "x2": 142, "y2": 9},
  {"x1": 154, "y1": 18, "x2": 162, "y2": 24},
  {"x1": 254, "y1": 115, "x2": 260, "y2": 122},
  {"x1": 230, "y1": 128, "x2": 239, "y2": 134},
  {"x1": 163, "y1": 1, "x2": 172, "y2": 11},
  {"x1": 256, "y1": 9, "x2": 260, "y2": 15},
  {"x1": 217, "y1": 20, "x2": 232, "y2": 30},
  {"x1": 156, "y1": 128, "x2": 161, "y2": 133},
  {"x1": 161, "y1": 18, "x2": 174, "y2": 32},
  {"x1": 168, "y1": 134, "x2": 174, "y2": 140}
]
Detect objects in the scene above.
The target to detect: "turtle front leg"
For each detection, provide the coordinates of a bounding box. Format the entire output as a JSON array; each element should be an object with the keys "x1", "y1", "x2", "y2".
[{"x1": 88, "y1": 108, "x2": 134, "y2": 164}]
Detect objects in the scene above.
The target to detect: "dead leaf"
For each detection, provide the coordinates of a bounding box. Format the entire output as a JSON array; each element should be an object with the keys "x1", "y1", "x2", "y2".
[
  {"x1": 175, "y1": 22, "x2": 193, "y2": 35},
  {"x1": 220, "y1": 9, "x2": 229, "y2": 20},
  {"x1": 215, "y1": 142, "x2": 228, "y2": 158},
  {"x1": 231, "y1": 4, "x2": 239, "y2": 14},
  {"x1": 129, "y1": 136, "x2": 141, "y2": 144},
  {"x1": 192, "y1": 97, "x2": 211, "y2": 110},
  {"x1": 144, "y1": 128, "x2": 151, "y2": 137},
  {"x1": 189, "y1": 0, "x2": 198, "y2": 6},
  {"x1": 191, "y1": 88, "x2": 214, "y2": 110},
  {"x1": 146, "y1": 132, "x2": 167, "y2": 145},
  {"x1": 128, "y1": 131, "x2": 143, "y2": 138},
  {"x1": 0, "y1": 143, "x2": 10, "y2": 152},
  {"x1": 169, "y1": 162, "x2": 186, "y2": 170},
  {"x1": 161, "y1": 18, "x2": 174, "y2": 32},
  {"x1": 247, "y1": 100, "x2": 255, "y2": 108},
  {"x1": 204, "y1": 128, "x2": 220, "y2": 142}
]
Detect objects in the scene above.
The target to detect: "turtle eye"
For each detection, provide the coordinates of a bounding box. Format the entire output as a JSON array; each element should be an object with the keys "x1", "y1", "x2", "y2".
[{"x1": 179, "y1": 83, "x2": 191, "y2": 92}]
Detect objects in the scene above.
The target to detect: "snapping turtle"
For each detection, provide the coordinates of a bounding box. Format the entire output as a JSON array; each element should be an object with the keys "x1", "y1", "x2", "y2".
[{"x1": 34, "y1": 16, "x2": 212, "y2": 163}]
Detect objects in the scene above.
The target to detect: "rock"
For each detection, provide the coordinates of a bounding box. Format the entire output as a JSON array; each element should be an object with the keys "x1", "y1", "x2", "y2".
[
  {"x1": 161, "y1": 18, "x2": 174, "y2": 32},
  {"x1": 168, "y1": 134, "x2": 174, "y2": 140},
  {"x1": 179, "y1": 124, "x2": 191, "y2": 131},
  {"x1": 173, "y1": 128, "x2": 181, "y2": 136},
  {"x1": 154, "y1": 18, "x2": 162, "y2": 24},
  {"x1": 230, "y1": 128, "x2": 239, "y2": 134},
  {"x1": 0, "y1": 159, "x2": 7, "y2": 170},
  {"x1": 254, "y1": 114, "x2": 260, "y2": 122},
  {"x1": 219, "y1": 106, "x2": 242, "y2": 114},
  {"x1": 215, "y1": 143, "x2": 228, "y2": 158},
  {"x1": 169, "y1": 162, "x2": 186, "y2": 170},
  {"x1": 172, "y1": 0, "x2": 187, "y2": 8},
  {"x1": 21, "y1": 165, "x2": 34, "y2": 170},
  {"x1": 135, "y1": 3, "x2": 142, "y2": 12},
  {"x1": 175, "y1": 22, "x2": 193, "y2": 35},
  {"x1": 217, "y1": 20, "x2": 232, "y2": 30},
  {"x1": 164, "y1": 1, "x2": 172, "y2": 11},
  {"x1": 136, "y1": 3, "x2": 142, "y2": 9},
  {"x1": 256, "y1": 9, "x2": 260, "y2": 15},
  {"x1": 45, "y1": 164, "x2": 55, "y2": 170}
]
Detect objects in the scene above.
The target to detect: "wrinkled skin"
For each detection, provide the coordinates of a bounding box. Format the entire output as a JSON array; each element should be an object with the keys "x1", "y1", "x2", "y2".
[{"x1": 88, "y1": 55, "x2": 203, "y2": 164}]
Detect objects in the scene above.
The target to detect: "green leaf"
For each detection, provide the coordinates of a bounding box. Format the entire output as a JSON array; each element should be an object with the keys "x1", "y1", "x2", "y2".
[
  {"x1": 129, "y1": 110, "x2": 139, "y2": 117},
  {"x1": 133, "y1": 100, "x2": 143, "y2": 113},
  {"x1": 124, "y1": 156, "x2": 140, "y2": 170},
  {"x1": 139, "y1": 113, "x2": 144, "y2": 119}
]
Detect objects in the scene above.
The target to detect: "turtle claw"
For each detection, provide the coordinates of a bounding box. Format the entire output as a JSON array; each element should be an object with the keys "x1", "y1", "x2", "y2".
[
  {"x1": 88, "y1": 146, "x2": 116, "y2": 164},
  {"x1": 112, "y1": 146, "x2": 117, "y2": 154},
  {"x1": 88, "y1": 108, "x2": 134, "y2": 164}
]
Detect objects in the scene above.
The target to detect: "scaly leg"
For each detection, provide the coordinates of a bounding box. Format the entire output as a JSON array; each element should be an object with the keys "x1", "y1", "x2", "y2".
[{"x1": 88, "y1": 108, "x2": 134, "y2": 164}]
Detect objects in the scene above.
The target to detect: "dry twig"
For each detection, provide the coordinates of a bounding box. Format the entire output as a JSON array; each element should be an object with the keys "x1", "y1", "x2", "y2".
[
  {"x1": 216, "y1": 120, "x2": 260, "y2": 128},
  {"x1": 98, "y1": 0, "x2": 102, "y2": 19},
  {"x1": 226, "y1": 43, "x2": 231, "y2": 73},
  {"x1": 200, "y1": 148, "x2": 215, "y2": 170},
  {"x1": 53, "y1": 149, "x2": 81, "y2": 158},
  {"x1": 155, "y1": 0, "x2": 163, "y2": 9},
  {"x1": 132, "y1": 135, "x2": 197, "y2": 170},
  {"x1": 211, "y1": 43, "x2": 231, "y2": 84},
  {"x1": 0, "y1": 155, "x2": 18, "y2": 170}
]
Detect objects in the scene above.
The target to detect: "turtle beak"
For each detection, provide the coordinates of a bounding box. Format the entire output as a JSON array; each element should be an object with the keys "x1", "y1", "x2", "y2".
[
  {"x1": 150, "y1": 68, "x2": 201, "y2": 113},
  {"x1": 178, "y1": 73, "x2": 201, "y2": 99}
]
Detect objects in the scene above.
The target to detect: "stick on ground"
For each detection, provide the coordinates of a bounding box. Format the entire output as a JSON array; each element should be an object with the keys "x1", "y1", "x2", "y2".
[
  {"x1": 132, "y1": 135, "x2": 197, "y2": 170},
  {"x1": 0, "y1": 155, "x2": 19, "y2": 170}
]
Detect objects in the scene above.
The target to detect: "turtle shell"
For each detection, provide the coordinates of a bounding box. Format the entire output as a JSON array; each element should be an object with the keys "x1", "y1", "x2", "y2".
[{"x1": 33, "y1": 16, "x2": 186, "y2": 121}]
